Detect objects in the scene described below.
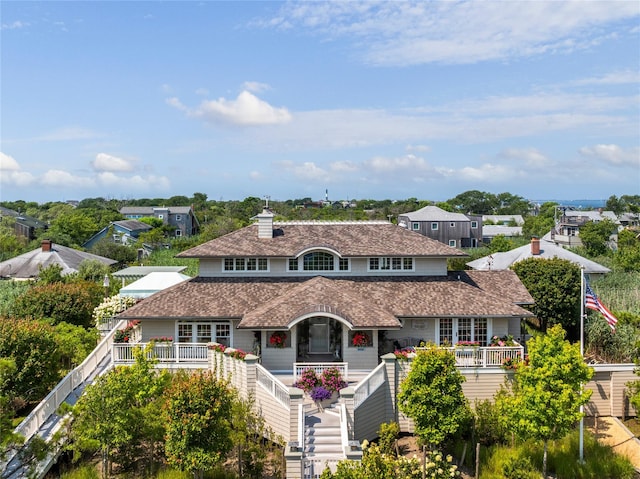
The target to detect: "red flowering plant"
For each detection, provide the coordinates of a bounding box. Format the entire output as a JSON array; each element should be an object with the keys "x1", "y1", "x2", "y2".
[
  {"x1": 456, "y1": 340, "x2": 481, "y2": 347},
  {"x1": 113, "y1": 320, "x2": 140, "y2": 343},
  {"x1": 208, "y1": 343, "x2": 227, "y2": 353},
  {"x1": 228, "y1": 348, "x2": 247, "y2": 361},
  {"x1": 394, "y1": 347, "x2": 414, "y2": 361},
  {"x1": 149, "y1": 336, "x2": 173, "y2": 343},
  {"x1": 269, "y1": 331, "x2": 287, "y2": 348},
  {"x1": 352, "y1": 331, "x2": 370, "y2": 348}
]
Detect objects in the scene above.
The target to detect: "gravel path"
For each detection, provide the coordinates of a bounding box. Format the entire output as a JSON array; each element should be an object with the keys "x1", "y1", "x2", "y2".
[{"x1": 587, "y1": 416, "x2": 640, "y2": 471}]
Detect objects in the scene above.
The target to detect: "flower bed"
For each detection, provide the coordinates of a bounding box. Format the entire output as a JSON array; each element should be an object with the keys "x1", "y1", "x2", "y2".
[{"x1": 293, "y1": 366, "x2": 347, "y2": 395}]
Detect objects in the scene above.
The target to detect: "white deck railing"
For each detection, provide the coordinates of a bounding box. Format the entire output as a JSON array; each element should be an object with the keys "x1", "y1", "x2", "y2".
[
  {"x1": 112, "y1": 342, "x2": 209, "y2": 364},
  {"x1": 353, "y1": 362, "x2": 386, "y2": 409},
  {"x1": 256, "y1": 364, "x2": 291, "y2": 408},
  {"x1": 414, "y1": 344, "x2": 524, "y2": 367},
  {"x1": 13, "y1": 320, "x2": 125, "y2": 443},
  {"x1": 293, "y1": 362, "x2": 348, "y2": 383}
]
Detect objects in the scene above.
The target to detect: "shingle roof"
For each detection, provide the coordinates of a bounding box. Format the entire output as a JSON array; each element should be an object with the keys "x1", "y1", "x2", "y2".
[
  {"x1": 177, "y1": 221, "x2": 467, "y2": 258},
  {"x1": 114, "y1": 220, "x2": 153, "y2": 232},
  {"x1": 120, "y1": 206, "x2": 193, "y2": 215},
  {"x1": 0, "y1": 243, "x2": 117, "y2": 278},
  {"x1": 119, "y1": 272, "x2": 533, "y2": 329},
  {"x1": 399, "y1": 205, "x2": 470, "y2": 222},
  {"x1": 466, "y1": 239, "x2": 610, "y2": 274}
]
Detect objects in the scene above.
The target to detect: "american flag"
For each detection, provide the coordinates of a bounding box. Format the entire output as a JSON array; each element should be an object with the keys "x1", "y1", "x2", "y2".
[{"x1": 585, "y1": 279, "x2": 617, "y2": 331}]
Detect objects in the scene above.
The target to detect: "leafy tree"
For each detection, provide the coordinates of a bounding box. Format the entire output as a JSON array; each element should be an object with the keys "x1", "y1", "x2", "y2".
[
  {"x1": 12, "y1": 280, "x2": 104, "y2": 328},
  {"x1": 54, "y1": 322, "x2": 99, "y2": 370},
  {"x1": 69, "y1": 346, "x2": 170, "y2": 476},
  {"x1": 511, "y1": 258, "x2": 581, "y2": 338},
  {"x1": 488, "y1": 234, "x2": 514, "y2": 253},
  {"x1": 495, "y1": 325, "x2": 593, "y2": 478},
  {"x1": 76, "y1": 259, "x2": 113, "y2": 283},
  {"x1": 0, "y1": 319, "x2": 61, "y2": 405},
  {"x1": 613, "y1": 228, "x2": 640, "y2": 272},
  {"x1": 398, "y1": 346, "x2": 471, "y2": 449},
  {"x1": 0, "y1": 281, "x2": 31, "y2": 317},
  {"x1": 89, "y1": 237, "x2": 138, "y2": 264},
  {"x1": 522, "y1": 201, "x2": 557, "y2": 238},
  {"x1": 495, "y1": 192, "x2": 531, "y2": 216},
  {"x1": 579, "y1": 218, "x2": 616, "y2": 256},
  {"x1": 0, "y1": 358, "x2": 23, "y2": 458},
  {"x1": 448, "y1": 190, "x2": 498, "y2": 214},
  {"x1": 605, "y1": 195, "x2": 625, "y2": 215},
  {"x1": 37, "y1": 263, "x2": 66, "y2": 285},
  {"x1": 47, "y1": 210, "x2": 99, "y2": 247},
  {"x1": 163, "y1": 370, "x2": 234, "y2": 477}
]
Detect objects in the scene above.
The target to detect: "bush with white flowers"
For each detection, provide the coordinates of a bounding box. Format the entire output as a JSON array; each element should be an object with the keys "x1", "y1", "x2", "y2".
[{"x1": 93, "y1": 295, "x2": 137, "y2": 327}]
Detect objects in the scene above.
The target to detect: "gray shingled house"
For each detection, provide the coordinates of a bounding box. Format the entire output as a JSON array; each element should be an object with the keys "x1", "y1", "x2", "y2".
[
  {"x1": 118, "y1": 208, "x2": 534, "y2": 371},
  {"x1": 397, "y1": 205, "x2": 483, "y2": 248}
]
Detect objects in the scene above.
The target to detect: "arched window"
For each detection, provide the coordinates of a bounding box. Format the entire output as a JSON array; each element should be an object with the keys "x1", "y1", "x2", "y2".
[{"x1": 303, "y1": 251, "x2": 334, "y2": 271}]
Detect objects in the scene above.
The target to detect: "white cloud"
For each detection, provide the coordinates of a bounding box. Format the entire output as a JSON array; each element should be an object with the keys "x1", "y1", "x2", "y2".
[
  {"x1": 249, "y1": 170, "x2": 262, "y2": 180},
  {"x1": 1, "y1": 20, "x2": 28, "y2": 30},
  {"x1": 0, "y1": 152, "x2": 20, "y2": 171},
  {"x1": 0, "y1": 152, "x2": 35, "y2": 186},
  {"x1": 263, "y1": 2, "x2": 639, "y2": 66},
  {"x1": 572, "y1": 70, "x2": 640, "y2": 86},
  {"x1": 36, "y1": 127, "x2": 101, "y2": 141},
  {"x1": 97, "y1": 172, "x2": 171, "y2": 190},
  {"x1": 499, "y1": 148, "x2": 553, "y2": 168},
  {"x1": 170, "y1": 90, "x2": 292, "y2": 126},
  {"x1": 363, "y1": 154, "x2": 431, "y2": 173},
  {"x1": 406, "y1": 144, "x2": 431, "y2": 153},
  {"x1": 92, "y1": 153, "x2": 135, "y2": 172},
  {"x1": 40, "y1": 169, "x2": 95, "y2": 188},
  {"x1": 242, "y1": 81, "x2": 271, "y2": 93},
  {"x1": 195, "y1": 87, "x2": 209, "y2": 96},
  {"x1": 579, "y1": 144, "x2": 640, "y2": 167}
]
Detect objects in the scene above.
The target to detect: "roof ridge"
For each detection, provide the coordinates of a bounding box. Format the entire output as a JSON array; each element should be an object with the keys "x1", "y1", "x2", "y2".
[{"x1": 272, "y1": 220, "x2": 390, "y2": 225}]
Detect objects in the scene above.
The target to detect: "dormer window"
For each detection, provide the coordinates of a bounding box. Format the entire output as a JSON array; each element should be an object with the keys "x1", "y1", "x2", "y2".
[{"x1": 288, "y1": 251, "x2": 348, "y2": 271}]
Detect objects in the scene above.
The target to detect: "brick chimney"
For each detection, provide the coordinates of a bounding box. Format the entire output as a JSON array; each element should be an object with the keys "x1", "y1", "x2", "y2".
[
  {"x1": 530, "y1": 237, "x2": 540, "y2": 255},
  {"x1": 41, "y1": 239, "x2": 52, "y2": 252},
  {"x1": 256, "y1": 208, "x2": 274, "y2": 239}
]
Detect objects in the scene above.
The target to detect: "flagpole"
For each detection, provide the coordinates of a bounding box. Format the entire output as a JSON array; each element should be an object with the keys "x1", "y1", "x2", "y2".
[{"x1": 579, "y1": 267, "x2": 585, "y2": 462}]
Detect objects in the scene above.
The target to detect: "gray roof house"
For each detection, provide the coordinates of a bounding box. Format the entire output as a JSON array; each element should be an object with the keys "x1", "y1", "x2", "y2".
[
  {"x1": 467, "y1": 237, "x2": 611, "y2": 276},
  {"x1": 82, "y1": 219, "x2": 153, "y2": 249},
  {"x1": 119, "y1": 205, "x2": 200, "y2": 238},
  {"x1": 0, "y1": 240, "x2": 117, "y2": 279},
  {"x1": 398, "y1": 205, "x2": 483, "y2": 248},
  {"x1": 0, "y1": 206, "x2": 48, "y2": 240},
  {"x1": 550, "y1": 209, "x2": 620, "y2": 247}
]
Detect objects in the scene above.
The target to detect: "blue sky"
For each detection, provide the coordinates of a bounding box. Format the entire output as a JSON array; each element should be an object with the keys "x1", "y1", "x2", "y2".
[{"x1": 1, "y1": 1, "x2": 639, "y2": 204}]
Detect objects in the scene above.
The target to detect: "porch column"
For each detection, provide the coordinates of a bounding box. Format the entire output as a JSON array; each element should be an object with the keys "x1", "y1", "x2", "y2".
[
  {"x1": 381, "y1": 353, "x2": 398, "y2": 422},
  {"x1": 289, "y1": 387, "x2": 304, "y2": 442}
]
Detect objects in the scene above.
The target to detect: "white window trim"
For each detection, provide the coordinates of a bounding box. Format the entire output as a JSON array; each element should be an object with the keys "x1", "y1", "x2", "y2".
[
  {"x1": 431, "y1": 222, "x2": 439, "y2": 230},
  {"x1": 367, "y1": 257, "x2": 415, "y2": 272},
  {"x1": 471, "y1": 221, "x2": 478, "y2": 228},
  {"x1": 176, "y1": 215, "x2": 182, "y2": 221},
  {"x1": 435, "y1": 318, "x2": 493, "y2": 346},
  {"x1": 412, "y1": 222, "x2": 420, "y2": 230},
  {"x1": 287, "y1": 252, "x2": 348, "y2": 272},
  {"x1": 222, "y1": 257, "x2": 270, "y2": 272},
  {"x1": 176, "y1": 320, "x2": 232, "y2": 343},
  {"x1": 448, "y1": 239, "x2": 456, "y2": 247},
  {"x1": 450, "y1": 222, "x2": 455, "y2": 227}
]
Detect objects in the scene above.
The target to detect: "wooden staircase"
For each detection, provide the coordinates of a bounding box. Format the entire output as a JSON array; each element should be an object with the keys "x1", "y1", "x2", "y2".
[{"x1": 303, "y1": 405, "x2": 344, "y2": 477}]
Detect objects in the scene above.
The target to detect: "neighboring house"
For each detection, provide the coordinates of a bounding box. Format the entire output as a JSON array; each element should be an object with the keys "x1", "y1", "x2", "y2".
[
  {"x1": 398, "y1": 205, "x2": 483, "y2": 248},
  {"x1": 467, "y1": 237, "x2": 611, "y2": 276},
  {"x1": 550, "y1": 209, "x2": 620, "y2": 247},
  {"x1": 619, "y1": 212, "x2": 640, "y2": 228},
  {"x1": 112, "y1": 265, "x2": 188, "y2": 286},
  {"x1": 118, "y1": 271, "x2": 191, "y2": 299},
  {"x1": 0, "y1": 240, "x2": 117, "y2": 278},
  {"x1": 482, "y1": 225, "x2": 523, "y2": 244},
  {"x1": 82, "y1": 219, "x2": 152, "y2": 249},
  {"x1": 119, "y1": 205, "x2": 200, "y2": 238},
  {"x1": 0, "y1": 206, "x2": 48, "y2": 240}
]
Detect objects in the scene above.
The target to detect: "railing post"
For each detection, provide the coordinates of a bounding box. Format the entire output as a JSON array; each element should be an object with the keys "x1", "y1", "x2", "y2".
[
  {"x1": 244, "y1": 354, "x2": 258, "y2": 400},
  {"x1": 289, "y1": 387, "x2": 304, "y2": 444},
  {"x1": 340, "y1": 386, "x2": 356, "y2": 440},
  {"x1": 381, "y1": 353, "x2": 397, "y2": 422}
]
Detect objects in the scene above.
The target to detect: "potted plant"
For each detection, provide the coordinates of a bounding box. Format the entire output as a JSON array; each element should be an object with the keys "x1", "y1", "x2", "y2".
[
  {"x1": 352, "y1": 331, "x2": 370, "y2": 349},
  {"x1": 269, "y1": 331, "x2": 287, "y2": 348}
]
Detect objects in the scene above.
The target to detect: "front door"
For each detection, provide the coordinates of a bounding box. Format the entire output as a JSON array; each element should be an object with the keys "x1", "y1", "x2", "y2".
[{"x1": 309, "y1": 318, "x2": 330, "y2": 353}]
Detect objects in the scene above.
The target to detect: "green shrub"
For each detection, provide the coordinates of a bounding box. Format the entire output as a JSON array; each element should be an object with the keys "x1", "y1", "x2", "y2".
[{"x1": 376, "y1": 421, "x2": 400, "y2": 456}]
